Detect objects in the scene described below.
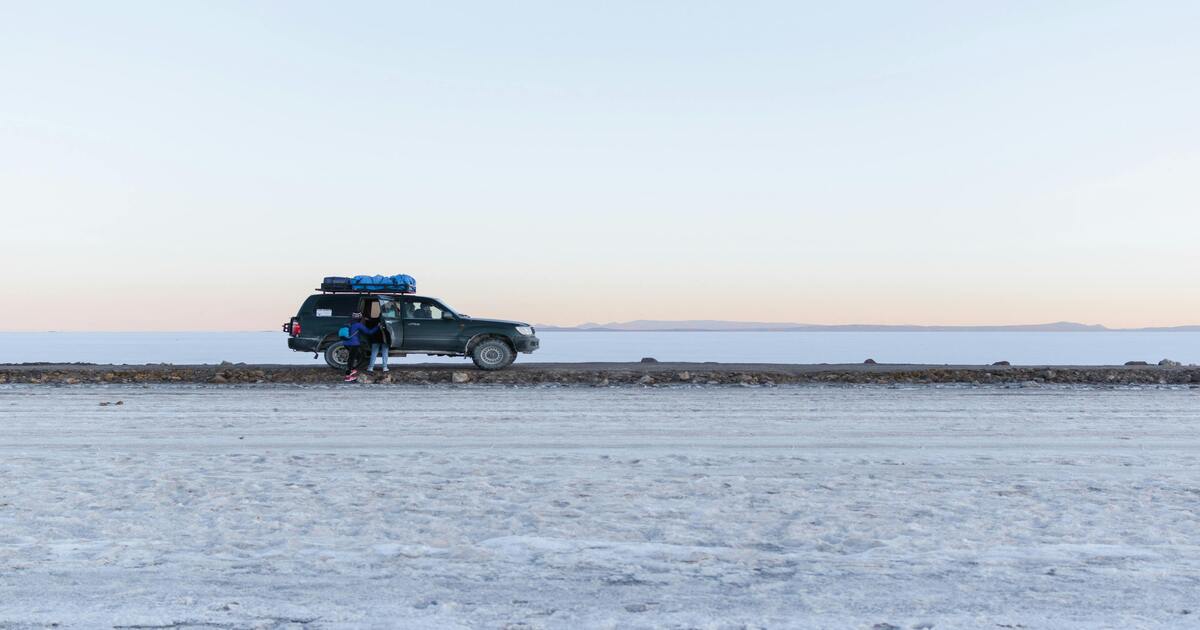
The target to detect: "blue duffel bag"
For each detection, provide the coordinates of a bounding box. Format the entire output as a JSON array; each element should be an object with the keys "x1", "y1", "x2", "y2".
[
  {"x1": 390, "y1": 274, "x2": 416, "y2": 292},
  {"x1": 350, "y1": 274, "x2": 417, "y2": 292},
  {"x1": 350, "y1": 274, "x2": 384, "y2": 289}
]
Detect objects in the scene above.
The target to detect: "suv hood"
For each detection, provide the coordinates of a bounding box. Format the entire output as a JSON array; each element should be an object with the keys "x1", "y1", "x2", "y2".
[{"x1": 463, "y1": 317, "x2": 530, "y2": 328}]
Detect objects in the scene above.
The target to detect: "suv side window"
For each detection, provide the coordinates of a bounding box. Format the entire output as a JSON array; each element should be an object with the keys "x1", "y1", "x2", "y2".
[
  {"x1": 404, "y1": 299, "x2": 447, "y2": 320},
  {"x1": 381, "y1": 300, "x2": 401, "y2": 320}
]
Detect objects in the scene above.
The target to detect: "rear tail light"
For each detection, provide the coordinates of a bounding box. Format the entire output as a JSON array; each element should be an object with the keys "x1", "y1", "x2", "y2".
[{"x1": 291, "y1": 320, "x2": 301, "y2": 336}]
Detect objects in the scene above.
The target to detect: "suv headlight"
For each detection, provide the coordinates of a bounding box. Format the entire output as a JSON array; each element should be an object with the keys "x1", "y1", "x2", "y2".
[{"x1": 515, "y1": 326, "x2": 534, "y2": 336}]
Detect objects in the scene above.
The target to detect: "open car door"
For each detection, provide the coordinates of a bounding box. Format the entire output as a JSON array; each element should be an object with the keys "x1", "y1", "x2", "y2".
[{"x1": 377, "y1": 296, "x2": 404, "y2": 349}]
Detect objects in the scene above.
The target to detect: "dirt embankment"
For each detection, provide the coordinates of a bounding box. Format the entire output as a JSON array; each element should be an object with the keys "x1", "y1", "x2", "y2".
[{"x1": 2, "y1": 362, "x2": 1199, "y2": 386}]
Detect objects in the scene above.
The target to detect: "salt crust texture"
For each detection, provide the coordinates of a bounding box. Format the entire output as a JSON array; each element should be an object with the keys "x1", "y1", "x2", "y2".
[{"x1": 0, "y1": 385, "x2": 1197, "y2": 628}]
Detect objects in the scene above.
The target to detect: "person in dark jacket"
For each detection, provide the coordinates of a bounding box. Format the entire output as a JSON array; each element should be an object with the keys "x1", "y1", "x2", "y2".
[
  {"x1": 342, "y1": 313, "x2": 379, "y2": 382},
  {"x1": 366, "y1": 314, "x2": 389, "y2": 373}
]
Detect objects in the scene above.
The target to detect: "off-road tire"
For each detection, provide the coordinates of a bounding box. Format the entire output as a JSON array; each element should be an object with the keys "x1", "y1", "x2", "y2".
[
  {"x1": 324, "y1": 342, "x2": 370, "y2": 371},
  {"x1": 471, "y1": 338, "x2": 515, "y2": 371}
]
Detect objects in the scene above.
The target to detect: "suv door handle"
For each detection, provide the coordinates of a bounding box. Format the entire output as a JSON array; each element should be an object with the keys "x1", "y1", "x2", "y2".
[{"x1": 406, "y1": 323, "x2": 420, "y2": 326}]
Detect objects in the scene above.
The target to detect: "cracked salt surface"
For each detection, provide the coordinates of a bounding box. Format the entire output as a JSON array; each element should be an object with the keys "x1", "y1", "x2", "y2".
[{"x1": 0, "y1": 385, "x2": 1197, "y2": 628}]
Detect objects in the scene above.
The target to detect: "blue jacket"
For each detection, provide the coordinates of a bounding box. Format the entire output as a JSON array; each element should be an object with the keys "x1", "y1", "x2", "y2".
[{"x1": 343, "y1": 321, "x2": 379, "y2": 347}]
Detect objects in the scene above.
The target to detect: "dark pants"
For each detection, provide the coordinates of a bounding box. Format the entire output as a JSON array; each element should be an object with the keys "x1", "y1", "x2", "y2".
[{"x1": 345, "y1": 344, "x2": 364, "y2": 375}]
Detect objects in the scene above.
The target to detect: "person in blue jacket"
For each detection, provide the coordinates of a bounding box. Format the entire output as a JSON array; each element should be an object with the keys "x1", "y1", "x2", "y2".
[{"x1": 342, "y1": 313, "x2": 379, "y2": 382}]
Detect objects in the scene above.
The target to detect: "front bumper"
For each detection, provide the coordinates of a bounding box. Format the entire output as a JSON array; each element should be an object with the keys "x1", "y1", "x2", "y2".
[{"x1": 514, "y1": 335, "x2": 540, "y2": 354}]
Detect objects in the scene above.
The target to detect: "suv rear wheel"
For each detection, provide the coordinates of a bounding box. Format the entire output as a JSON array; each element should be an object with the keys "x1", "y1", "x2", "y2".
[
  {"x1": 471, "y1": 338, "x2": 514, "y2": 371},
  {"x1": 324, "y1": 342, "x2": 369, "y2": 371}
]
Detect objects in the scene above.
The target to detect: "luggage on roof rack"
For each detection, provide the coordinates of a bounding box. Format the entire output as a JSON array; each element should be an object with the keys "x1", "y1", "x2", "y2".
[
  {"x1": 319, "y1": 274, "x2": 416, "y2": 293},
  {"x1": 321, "y1": 276, "x2": 352, "y2": 291},
  {"x1": 352, "y1": 274, "x2": 415, "y2": 292}
]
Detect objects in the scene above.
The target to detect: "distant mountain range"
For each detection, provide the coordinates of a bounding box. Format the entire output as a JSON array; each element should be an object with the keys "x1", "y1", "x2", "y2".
[{"x1": 534, "y1": 320, "x2": 1200, "y2": 333}]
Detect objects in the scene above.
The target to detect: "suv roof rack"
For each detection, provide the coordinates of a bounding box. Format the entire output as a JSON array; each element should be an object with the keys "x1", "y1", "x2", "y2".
[{"x1": 316, "y1": 288, "x2": 416, "y2": 295}]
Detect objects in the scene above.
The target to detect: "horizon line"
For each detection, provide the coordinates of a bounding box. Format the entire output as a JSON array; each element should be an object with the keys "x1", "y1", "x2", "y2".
[{"x1": 5, "y1": 321, "x2": 1200, "y2": 334}]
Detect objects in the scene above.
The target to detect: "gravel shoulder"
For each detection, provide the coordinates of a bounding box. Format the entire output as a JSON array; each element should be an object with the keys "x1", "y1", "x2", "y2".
[{"x1": 1, "y1": 361, "x2": 1198, "y2": 386}]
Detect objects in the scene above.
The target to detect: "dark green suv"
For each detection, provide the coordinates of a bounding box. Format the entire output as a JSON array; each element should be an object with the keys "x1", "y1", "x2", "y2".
[{"x1": 283, "y1": 292, "x2": 539, "y2": 370}]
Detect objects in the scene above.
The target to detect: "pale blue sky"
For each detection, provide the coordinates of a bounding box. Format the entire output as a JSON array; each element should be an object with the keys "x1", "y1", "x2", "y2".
[{"x1": 2, "y1": 1, "x2": 1198, "y2": 330}]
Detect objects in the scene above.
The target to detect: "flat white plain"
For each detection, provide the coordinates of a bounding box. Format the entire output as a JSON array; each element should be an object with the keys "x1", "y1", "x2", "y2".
[
  {"x1": 3, "y1": 330, "x2": 1200, "y2": 365},
  {"x1": 0, "y1": 385, "x2": 1197, "y2": 628}
]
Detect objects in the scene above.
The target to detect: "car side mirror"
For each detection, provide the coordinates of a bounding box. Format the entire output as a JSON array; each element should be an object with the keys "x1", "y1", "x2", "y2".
[{"x1": 442, "y1": 312, "x2": 455, "y2": 321}]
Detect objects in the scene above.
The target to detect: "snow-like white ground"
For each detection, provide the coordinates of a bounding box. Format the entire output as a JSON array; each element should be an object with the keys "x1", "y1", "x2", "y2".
[
  {"x1": 3, "y1": 330, "x2": 1200, "y2": 365},
  {"x1": 0, "y1": 385, "x2": 1197, "y2": 629}
]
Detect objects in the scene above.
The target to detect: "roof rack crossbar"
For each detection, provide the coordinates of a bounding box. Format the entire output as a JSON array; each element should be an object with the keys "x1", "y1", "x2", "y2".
[{"x1": 317, "y1": 288, "x2": 415, "y2": 295}]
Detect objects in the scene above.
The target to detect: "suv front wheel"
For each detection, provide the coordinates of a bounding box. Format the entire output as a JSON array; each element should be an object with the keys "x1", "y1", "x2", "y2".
[{"x1": 471, "y1": 338, "x2": 514, "y2": 371}]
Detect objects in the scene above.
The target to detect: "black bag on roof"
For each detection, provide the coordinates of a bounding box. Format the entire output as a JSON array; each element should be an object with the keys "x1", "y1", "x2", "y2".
[{"x1": 321, "y1": 276, "x2": 352, "y2": 291}]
